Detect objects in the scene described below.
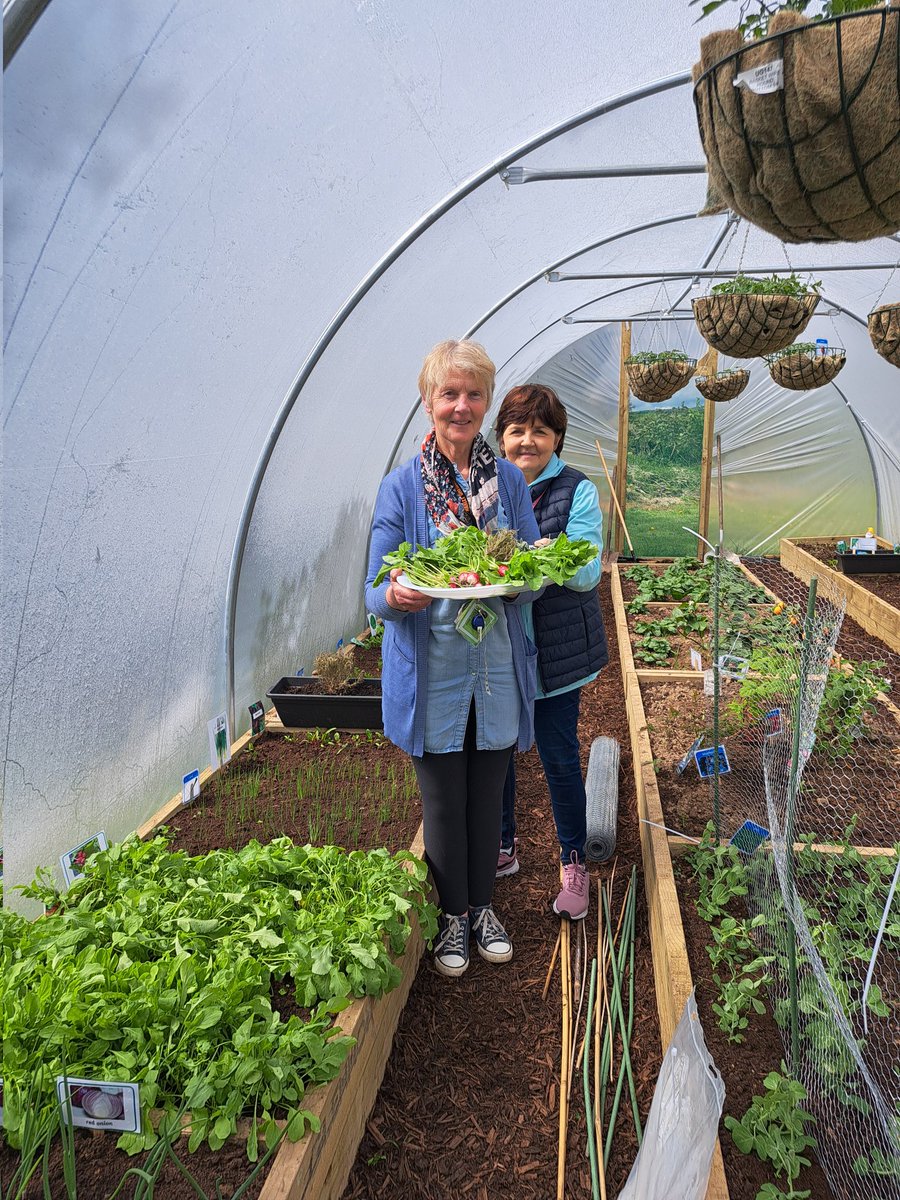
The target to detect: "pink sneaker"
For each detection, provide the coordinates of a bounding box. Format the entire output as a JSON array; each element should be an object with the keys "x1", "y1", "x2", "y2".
[
  {"x1": 553, "y1": 853, "x2": 589, "y2": 920},
  {"x1": 496, "y1": 839, "x2": 520, "y2": 878}
]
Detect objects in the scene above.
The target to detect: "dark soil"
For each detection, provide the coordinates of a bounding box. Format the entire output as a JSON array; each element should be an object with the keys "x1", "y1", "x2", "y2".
[
  {"x1": 277, "y1": 676, "x2": 383, "y2": 697},
  {"x1": 795, "y1": 540, "x2": 900, "y2": 608}
]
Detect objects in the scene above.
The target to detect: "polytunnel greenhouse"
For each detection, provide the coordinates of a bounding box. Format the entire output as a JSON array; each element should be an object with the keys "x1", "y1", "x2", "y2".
[{"x1": 2, "y1": 0, "x2": 899, "y2": 1197}]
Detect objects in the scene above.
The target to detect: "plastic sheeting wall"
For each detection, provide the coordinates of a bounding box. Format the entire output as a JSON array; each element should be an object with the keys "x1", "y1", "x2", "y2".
[{"x1": 3, "y1": 0, "x2": 898, "y2": 904}]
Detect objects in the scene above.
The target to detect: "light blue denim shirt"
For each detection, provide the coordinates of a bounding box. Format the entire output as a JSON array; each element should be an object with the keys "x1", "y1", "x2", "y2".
[
  {"x1": 520, "y1": 454, "x2": 603, "y2": 699},
  {"x1": 364, "y1": 456, "x2": 541, "y2": 758},
  {"x1": 423, "y1": 480, "x2": 519, "y2": 752}
]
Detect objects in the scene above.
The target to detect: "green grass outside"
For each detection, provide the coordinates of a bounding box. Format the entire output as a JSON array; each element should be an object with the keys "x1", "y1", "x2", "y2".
[{"x1": 621, "y1": 499, "x2": 700, "y2": 558}]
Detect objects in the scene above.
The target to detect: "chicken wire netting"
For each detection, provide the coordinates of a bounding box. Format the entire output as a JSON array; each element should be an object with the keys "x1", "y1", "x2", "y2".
[{"x1": 703, "y1": 554, "x2": 900, "y2": 1200}]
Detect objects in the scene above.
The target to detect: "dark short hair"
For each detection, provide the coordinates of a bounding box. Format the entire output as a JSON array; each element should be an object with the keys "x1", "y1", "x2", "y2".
[{"x1": 494, "y1": 384, "x2": 568, "y2": 454}]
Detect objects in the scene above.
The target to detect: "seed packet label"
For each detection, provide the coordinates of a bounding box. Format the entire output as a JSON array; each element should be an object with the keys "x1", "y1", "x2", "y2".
[
  {"x1": 60, "y1": 832, "x2": 109, "y2": 887},
  {"x1": 208, "y1": 713, "x2": 232, "y2": 771},
  {"x1": 730, "y1": 820, "x2": 770, "y2": 856},
  {"x1": 717, "y1": 653, "x2": 749, "y2": 681},
  {"x1": 734, "y1": 58, "x2": 783, "y2": 94},
  {"x1": 182, "y1": 769, "x2": 200, "y2": 806},
  {"x1": 703, "y1": 668, "x2": 715, "y2": 696},
  {"x1": 854, "y1": 536, "x2": 877, "y2": 552},
  {"x1": 56, "y1": 1077, "x2": 140, "y2": 1133},
  {"x1": 690, "y1": 649, "x2": 703, "y2": 672},
  {"x1": 248, "y1": 701, "x2": 265, "y2": 736},
  {"x1": 676, "y1": 735, "x2": 705, "y2": 776},
  {"x1": 694, "y1": 745, "x2": 731, "y2": 779},
  {"x1": 764, "y1": 708, "x2": 782, "y2": 737}
]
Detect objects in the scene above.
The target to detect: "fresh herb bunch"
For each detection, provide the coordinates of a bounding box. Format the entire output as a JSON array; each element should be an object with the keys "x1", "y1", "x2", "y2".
[
  {"x1": 375, "y1": 525, "x2": 597, "y2": 592},
  {"x1": 690, "y1": 0, "x2": 875, "y2": 41},
  {"x1": 710, "y1": 272, "x2": 820, "y2": 297},
  {"x1": 4, "y1": 834, "x2": 437, "y2": 1157},
  {"x1": 625, "y1": 350, "x2": 690, "y2": 365}
]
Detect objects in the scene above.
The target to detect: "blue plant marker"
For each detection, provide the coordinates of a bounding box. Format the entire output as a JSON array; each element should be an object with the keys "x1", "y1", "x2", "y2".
[
  {"x1": 764, "y1": 708, "x2": 782, "y2": 737},
  {"x1": 695, "y1": 745, "x2": 730, "y2": 779},
  {"x1": 730, "y1": 820, "x2": 769, "y2": 856},
  {"x1": 336, "y1": 638, "x2": 344, "y2": 649},
  {"x1": 296, "y1": 667, "x2": 304, "y2": 677}
]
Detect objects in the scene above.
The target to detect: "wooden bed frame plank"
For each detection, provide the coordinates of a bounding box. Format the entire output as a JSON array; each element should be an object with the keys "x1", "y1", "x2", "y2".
[
  {"x1": 780, "y1": 538, "x2": 900, "y2": 653},
  {"x1": 611, "y1": 565, "x2": 730, "y2": 1200}
]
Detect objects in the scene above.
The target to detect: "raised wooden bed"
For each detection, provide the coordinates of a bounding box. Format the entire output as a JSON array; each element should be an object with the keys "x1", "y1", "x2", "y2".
[
  {"x1": 134, "y1": 707, "x2": 426, "y2": 1200},
  {"x1": 611, "y1": 564, "x2": 730, "y2": 1200},
  {"x1": 780, "y1": 537, "x2": 900, "y2": 653}
]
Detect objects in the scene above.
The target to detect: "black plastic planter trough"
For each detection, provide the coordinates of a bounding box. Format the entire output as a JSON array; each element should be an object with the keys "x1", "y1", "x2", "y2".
[
  {"x1": 837, "y1": 551, "x2": 900, "y2": 576},
  {"x1": 266, "y1": 677, "x2": 384, "y2": 730}
]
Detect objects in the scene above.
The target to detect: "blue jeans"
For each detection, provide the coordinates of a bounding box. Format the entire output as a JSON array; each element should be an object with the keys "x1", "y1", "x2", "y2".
[{"x1": 501, "y1": 687, "x2": 586, "y2": 861}]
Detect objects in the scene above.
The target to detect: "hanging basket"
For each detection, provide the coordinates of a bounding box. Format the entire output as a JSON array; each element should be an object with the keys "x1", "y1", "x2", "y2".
[
  {"x1": 694, "y1": 369, "x2": 750, "y2": 403},
  {"x1": 766, "y1": 346, "x2": 846, "y2": 391},
  {"x1": 692, "y1": 9, "x2": 900, "y2": 242},
  {"x1": 625, "y1": 357, "x2": 697, "y2": 404},
  {"x1": 691, "y1": 291, "x2": 818, "y2": 357},
  {"x1": 868, "y1": 302, "x2": 900, "y2": 368}
]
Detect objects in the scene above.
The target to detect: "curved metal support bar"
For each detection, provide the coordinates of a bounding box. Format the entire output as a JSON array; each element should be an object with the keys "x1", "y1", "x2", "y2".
[
  {"x1": 3, "y1": 0, "x2": 51, "y2": 67},
  {"x1": 831, "y1": 381, "x2": 881, "y2": 521},
  {"x1": 379, "y1": 210, "x2": 702, "y2": 480},
  {"x1": 223, "y1": 70, "x2": 695, "y2": 730}
]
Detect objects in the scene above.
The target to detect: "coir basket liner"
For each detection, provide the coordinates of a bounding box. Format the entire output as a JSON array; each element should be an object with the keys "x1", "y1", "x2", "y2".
[
  {"x1": 692, "y1": 292, "x2": 817, "y2": 357},
  {"x1": 766, "y1": 349, "x2": 846, "y2": 391},
  {"x1": 694, "y1": 369, "x2": 750, "y2": 403},
  {"x1": 693, "y1": 9, "x2": 900, "y2": 243},
  {"x1": 868, "y1": 302, "x2": 900, "y2": 368},
  {"x1": 625, "y1": 358, "x2": 697, "y2": 404}
]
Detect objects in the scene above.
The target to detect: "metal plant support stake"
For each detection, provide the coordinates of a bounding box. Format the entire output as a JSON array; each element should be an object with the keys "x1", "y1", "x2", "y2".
[{"x1": 784, "y1": 574, "x2": 819, "y2": 1067}]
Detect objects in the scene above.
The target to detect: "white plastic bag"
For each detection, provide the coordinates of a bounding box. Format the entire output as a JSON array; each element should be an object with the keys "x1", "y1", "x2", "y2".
[{"x1": 618, "y1": 990, "x2": 725, "y2": 1200}]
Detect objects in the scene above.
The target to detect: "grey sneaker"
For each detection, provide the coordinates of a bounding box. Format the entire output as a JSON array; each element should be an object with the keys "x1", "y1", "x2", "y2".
[
  {"x1": 470, "y1": 905, "x2": 513, "y2": 963},
  {"x1": 434, "y1": 912, "x2": 470, "y2": 977}
]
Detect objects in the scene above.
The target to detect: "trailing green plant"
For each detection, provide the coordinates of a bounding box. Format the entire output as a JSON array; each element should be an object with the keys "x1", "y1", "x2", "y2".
[
  {"x1": 690, "y1": 0, "x2": 875, "y2": 41},
  {"x1": 624, "y1": 349, "x2": 690, "y2": 365},
  {"x1": 3, "y1": 834, "x2": 437, "y2": 1158},
  {"x1": 766, "y1": 342, "x2": 820, "y2": 362},
  {"x1": 689, "y1": 823, "x2": 750, "y2": 921},
  {"x1": 727, "y1": 648, "x2": 890, "y2": 757},
  {"x1": 725, "y1": 1068, "x2": 817, "y2": 1197},
  {"x1": 709, "y1": 272, "x2": 820, "y2": 297}
]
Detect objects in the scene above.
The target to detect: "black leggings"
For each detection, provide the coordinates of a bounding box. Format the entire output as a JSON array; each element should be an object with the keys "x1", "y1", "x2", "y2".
[{"x1": 412, "y1": 707, "x2": 514, "y2": 915}]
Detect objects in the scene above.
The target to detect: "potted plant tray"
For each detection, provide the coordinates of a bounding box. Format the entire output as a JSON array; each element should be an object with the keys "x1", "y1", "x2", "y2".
[
  {"x1": 837, "y1": 550, "x2": 900, "y2": 576},
  {"x1": 266, "y1": 676, "x2": 383, "y2": 730}
]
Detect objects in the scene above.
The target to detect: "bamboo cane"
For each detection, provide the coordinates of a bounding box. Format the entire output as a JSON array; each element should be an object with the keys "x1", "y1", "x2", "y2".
[
  {"x1": 594, "y1": 879, "x2": 608, "y2": 1200},
  {"x1": 595, "y1": 439, "x2": 635, "y2": 559},
  {"x1": 542, "y1": 928, "x2": 562, "y2": 1002},
  {"x1": 557, "y1": 917, "x2": 571, "y2": 1200},
  {"x1": 583, "y1": 958, "x2": 601, "y2": 1200}
]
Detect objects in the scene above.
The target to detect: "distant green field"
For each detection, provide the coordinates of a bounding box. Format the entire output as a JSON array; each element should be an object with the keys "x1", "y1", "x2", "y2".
[
  {"x1": 622, "y1": 404, "x2": 703, "y2": 557},
  {"x1": 624, "y1": 500, "x2": 700, "y2": 558}
]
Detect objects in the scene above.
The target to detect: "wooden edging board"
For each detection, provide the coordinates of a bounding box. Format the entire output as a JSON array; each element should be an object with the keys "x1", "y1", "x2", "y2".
[
  {"x1": 135, "y1": 708, "x2": 426, "y2": 1200},
  {"x1": 780, "y1": 538, "x2": 900, "y2": 653},
  {"x1": 611, "y1": 564, "x2": 730, "y2": 1200}
]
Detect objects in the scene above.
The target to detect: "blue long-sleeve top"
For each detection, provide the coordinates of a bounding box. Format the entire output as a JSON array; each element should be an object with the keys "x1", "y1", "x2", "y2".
[{"x1": 365, "y1": 455, "x2": 541, "y2": 756}]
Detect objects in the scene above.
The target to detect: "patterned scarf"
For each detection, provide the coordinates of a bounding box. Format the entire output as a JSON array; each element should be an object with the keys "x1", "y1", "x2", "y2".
[{"x1": 420, "y1": 430, "x2": 500, "y2": 535}]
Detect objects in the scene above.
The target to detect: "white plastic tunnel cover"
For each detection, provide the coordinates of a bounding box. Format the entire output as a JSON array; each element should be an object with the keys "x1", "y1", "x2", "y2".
[{"x1": 2, "y1": 0, "x2": 898, "y2": 905}]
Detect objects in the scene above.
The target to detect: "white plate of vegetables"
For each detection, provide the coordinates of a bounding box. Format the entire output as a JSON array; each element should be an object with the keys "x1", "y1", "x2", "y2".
[{"x1": 396, "y1": 572, "x2": 535, "y2": 599}]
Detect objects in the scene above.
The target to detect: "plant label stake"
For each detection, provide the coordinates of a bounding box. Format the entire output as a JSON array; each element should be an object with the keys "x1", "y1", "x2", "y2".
[
  {"x1": 695, "y1": 745, "x2": 731, "y2": 779},
  {"x1": 248, "y1": 701, "x2": 265, "y2": 736},
  {"x1": 677, "y1": 735, "x2": 705, "y2": 776},
  {"x1": 763, "y1": 708, "x2": 783, "y2": 737},
  {"x1": 55, "y1": 1077, "x2": 141, "y2": 1133},
  {"x1": 181, "y1": 769, "x2": 200, "y2": 806},
  {"x1": 690, "y1": 648, "x2": 703, "y2": 672},
  {"x1": 729, "y1": 820, "x2": 770, "y2": 856},
  {"x1": 717, "y1": 653, "x2": 749, "y2": 680},
  {"x1": 703, "y1": 668, "x2": 715, "y2": 696},
  {"x1": 207, "y1": 713, "x2": 232, "y2": 771},
  {"x1": 60, "y1": 831, "x2": 108, "y2": 887}
]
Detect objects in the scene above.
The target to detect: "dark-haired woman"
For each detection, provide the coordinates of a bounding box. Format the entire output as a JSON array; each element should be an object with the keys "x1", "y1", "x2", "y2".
[{"x1": 495, "y1": 384, "x2": 608, "y2": 920}]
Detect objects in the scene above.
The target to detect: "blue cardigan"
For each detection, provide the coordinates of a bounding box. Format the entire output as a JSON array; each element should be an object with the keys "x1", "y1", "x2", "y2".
[{"x1": 364, "y1": 456, "x2": 541, "y2": 757}]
